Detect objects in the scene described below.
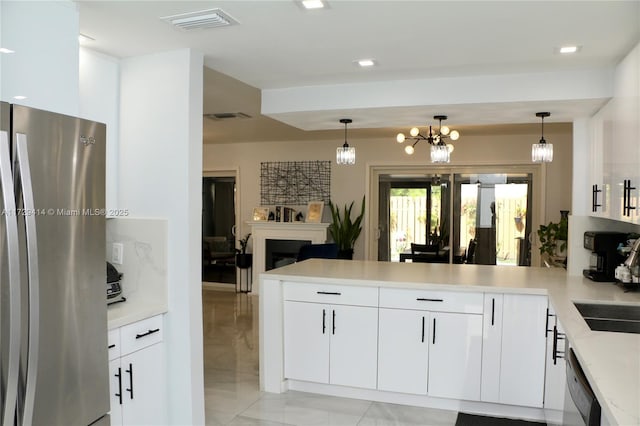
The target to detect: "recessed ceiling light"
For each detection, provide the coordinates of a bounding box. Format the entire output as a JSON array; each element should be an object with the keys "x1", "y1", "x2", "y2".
[
  {"x1": 301, "y1": 0, "x2": 326, "y2": 9},
  {"x1": 356, "y1": 59, "x2": 376, "y2": 67},
  {"x1": 78, "y1": 34, "x2": 95, "y2": 43},
  {"x1": 13, "y1": 95, "x2": 27, "y2": 100},
  {"x1": 0, "y1": 47, "x2": 15, "y2": 54},
  {"x1": 558, "y1": 45, "x2": 581, "y2": 54}
]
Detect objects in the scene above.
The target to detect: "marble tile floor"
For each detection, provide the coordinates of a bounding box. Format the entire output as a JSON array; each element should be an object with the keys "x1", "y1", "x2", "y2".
[{"x1": 202, "y1": 288, "x2": 459, "y2": 426}]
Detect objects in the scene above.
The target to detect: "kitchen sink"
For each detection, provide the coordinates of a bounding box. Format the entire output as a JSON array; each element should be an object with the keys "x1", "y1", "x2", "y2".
[{"x1": 574, "y1": 302, "x2": 640, "y2": 334}]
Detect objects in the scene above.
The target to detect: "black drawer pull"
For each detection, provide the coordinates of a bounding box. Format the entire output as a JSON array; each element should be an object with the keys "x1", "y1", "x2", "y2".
[
  {"x1": 417, "y1": 298, "x2": 443, "y2": 302},
  {"x1": 421, "y1": 316, "x2": 425, "y2": 342},
  {"x1": 114, "y1": 367, "x2": 123, "y2": 405},
  {"x1": 108, "y1": 344, "x2": 116, "y2": 349},
  {"x1": 491, "y1": 298, "x2": 495, "y2": 326},
  {"x1": 432, "y1": 318, "x2": 436, "y2": 344},
  {"x1": 125, "y1": 363, "x2": 134, "y2": 399},
  {"x1": 322, "y1": 309, "x2": 326, "y2": 334},
  {"x1": 135, "y1": 328, "x2": 160, "y2": 339},
  {"x1": 317, "y1": 291, "x2": 341, "y2": 296}
]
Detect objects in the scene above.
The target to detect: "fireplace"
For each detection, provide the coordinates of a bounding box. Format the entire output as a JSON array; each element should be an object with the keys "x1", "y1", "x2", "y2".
[
  {"x1": 247, "y1": 221, "x2": 330, "y2": 294},
  {"x1": 265, "y1": 239, "x2": 311, "y2": 270}
]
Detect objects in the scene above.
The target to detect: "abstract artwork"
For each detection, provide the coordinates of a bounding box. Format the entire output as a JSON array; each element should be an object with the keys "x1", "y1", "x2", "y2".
[{"x1": 260, "y1": 161, "x2": 331, "y2": 205}]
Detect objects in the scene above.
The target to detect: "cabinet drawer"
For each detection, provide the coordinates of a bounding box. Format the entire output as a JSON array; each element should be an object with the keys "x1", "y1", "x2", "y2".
[
  {"x1": 283, "y1": 282, "x2": 378, "y2": 307},
  {"x1": 108, "y1": 329, "x2": 120, "y2": 361},
  {"x1": 120, "y1": 314, "x2": 164, "y2": 356},
  {"x1": 379, "y1": 288, "x2": 483, "y2": 313}
]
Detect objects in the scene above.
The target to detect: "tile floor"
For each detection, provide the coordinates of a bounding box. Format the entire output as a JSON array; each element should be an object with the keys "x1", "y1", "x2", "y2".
[{"x1": 202, "y1": 288, "x2": 459, "y2": 426}]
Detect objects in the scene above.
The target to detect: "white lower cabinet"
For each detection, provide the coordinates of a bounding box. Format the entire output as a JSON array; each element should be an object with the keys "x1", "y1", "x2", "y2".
[
  {"x1": 283, "y1": 284, "x2": 379, "y2": 389},
  {"x1": 481, "y1": 293, "x2": 548, "y2": 408},
  {"x1": 377, "y1": 289, "x2": 483, "y2": 400},
  {"x1": 108, "y1": 314, "x2": 167, "y2": 426}
]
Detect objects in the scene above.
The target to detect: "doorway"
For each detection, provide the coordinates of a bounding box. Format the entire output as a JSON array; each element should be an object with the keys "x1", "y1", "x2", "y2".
[{"x1": 202, "y1": 176, "x2": 237, "y2": 285}]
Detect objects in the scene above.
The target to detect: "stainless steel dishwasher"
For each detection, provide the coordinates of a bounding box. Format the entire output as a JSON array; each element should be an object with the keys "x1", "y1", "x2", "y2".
[{"x1": 563, "y1": 347, "x2": 601, "y2": 426}]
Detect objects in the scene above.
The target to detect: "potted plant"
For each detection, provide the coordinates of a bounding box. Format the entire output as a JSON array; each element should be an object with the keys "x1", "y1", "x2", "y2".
[
  {"x1": 328, "y1": 197, "x2": 365, "y2": 259},
  {"x1": 537, "y1": 211, "x2": 569, "y2": 258},
  {"x1": 235, "y1": 233, "x2": 252, "y2": 269}
]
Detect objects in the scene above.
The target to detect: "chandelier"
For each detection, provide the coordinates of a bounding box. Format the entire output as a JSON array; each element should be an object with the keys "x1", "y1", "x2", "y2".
[
  {"x1": 532, "y1": 112, "x2": 553, "y2": 163},
  {"x1": 336, "y1": 118, "x2": 355, "y2": 165},
  {"x1": 396, "y1": 115, "x2": 460, "y2": 164}
]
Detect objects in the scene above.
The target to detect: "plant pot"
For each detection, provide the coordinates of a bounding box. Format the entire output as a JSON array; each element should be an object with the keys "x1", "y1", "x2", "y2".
[
  {"x1": 337, "y1": 249, "x2": 354, "y2": 260},
  {"x1": 514, "y1": 217, "x2": 524, "y2": 233},
  {"x1": 554, "y1": 240, "x2": 567, "y2": 258},
  {"x1": 236, "y1": 253, "x2": 252, "y2": 269}
]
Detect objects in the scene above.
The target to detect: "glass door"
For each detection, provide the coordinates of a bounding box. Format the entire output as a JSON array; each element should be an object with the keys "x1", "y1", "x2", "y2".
[
  {"x1": 378, "y1": 174, "x2": 451, "y2": 262},
  {"x1": 453, "y1": 173, "x2": 532, "y2": 266}
]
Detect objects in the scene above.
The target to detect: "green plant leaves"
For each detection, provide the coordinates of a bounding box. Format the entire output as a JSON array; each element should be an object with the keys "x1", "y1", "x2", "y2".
[{"x1": 329, "y1": 196, "x2": 365, "y2": 251}]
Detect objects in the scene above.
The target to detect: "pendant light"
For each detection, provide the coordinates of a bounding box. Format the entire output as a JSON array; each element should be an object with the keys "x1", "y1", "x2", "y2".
[
  {"x1": 336, "y1": 118, "x2": 355, "y2": 165},
  {"x1": 532, "y1": 112, "x2": 553, "y2": 163}
]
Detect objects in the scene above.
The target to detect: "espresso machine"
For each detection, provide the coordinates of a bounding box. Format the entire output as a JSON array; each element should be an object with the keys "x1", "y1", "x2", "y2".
[{"x1": 583, "y1": 231, "x2": 628, "y2": 282}]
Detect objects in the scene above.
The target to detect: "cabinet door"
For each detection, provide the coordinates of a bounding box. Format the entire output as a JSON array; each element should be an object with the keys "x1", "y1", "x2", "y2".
[
  {"x1": 120, "y1": 343, "x2": 167, "y2": 426},
  {"x1": 500, "y1": 294, "x2": 547, "y2": 407},
  {"x1": 481, "y1": 294, "x2": 503, "y2": 403},
  {"x1": 329, "y1": 305, "x2": 378, "y2": 389},
  {"x1": 284, "y1": 301, "x2": 330, "y2": 383},
  {"x1": 108, "y1": 359, "x2": 123, "y2": 426},
  {"x1": 428, "y1": 312, "x2": 482, "y2": 401},
  {"x1": 377, "y1": 308, "x2": 428, "y2": 394}
]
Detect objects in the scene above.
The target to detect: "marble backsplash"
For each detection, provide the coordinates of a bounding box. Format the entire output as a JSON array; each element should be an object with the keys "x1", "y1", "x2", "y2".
[{"x1": 106, "y1": 217, "x2": 167, "y2": 309}]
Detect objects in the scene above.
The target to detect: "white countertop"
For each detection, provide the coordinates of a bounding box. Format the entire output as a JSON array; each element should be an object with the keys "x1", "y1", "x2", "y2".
[
  {"x1": 263, "y1": 259, "x2": 640, "y2": 426},
  {"x1": 107, "y1": 297, "x2": 168, "y2": 329}
]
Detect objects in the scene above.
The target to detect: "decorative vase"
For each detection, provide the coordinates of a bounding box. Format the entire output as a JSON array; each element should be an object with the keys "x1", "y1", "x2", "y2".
[
  {"x1": 337, "y1": 249, "x2": 354, "y2": 260},
  {"x1": 514, "y1": 217, "x2": 524, "y2": 233},
  {"x1": 236, "y1": 253, "x2": 252, "y2": 269}
]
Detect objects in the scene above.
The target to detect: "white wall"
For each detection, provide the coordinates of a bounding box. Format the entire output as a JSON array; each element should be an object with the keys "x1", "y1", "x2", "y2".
[
  {"x1": 203, "y1": 127, "x2": 573, "y2": 260},
  {"x1": 119, "y1": 49, "x2": 205, "y2": 424},
  {"x1": 79, "y1": 48, "x2": 120, "y2": 211},
  {"x1": 0, "y1": 1, "x2": 79, "y2": 115}
]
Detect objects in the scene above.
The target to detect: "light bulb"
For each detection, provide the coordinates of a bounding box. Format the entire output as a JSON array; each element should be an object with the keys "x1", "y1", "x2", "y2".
[
  {"x1": 396, "y1": 133, "x2": 405, "y2": 143},
  {"x1": 410, "y1": 127, "x2": 420, "y2": 137},
  {"x1": 447, "y1": 143, "x2": 454, "y2": 153},
  {"x1": 450, "y1": 130, "x2": 460, "y2": 141},
  {"x1": 405, "y1": 145, "x2": 415, "y2": 155},
  {"x1": 440, "y1": 126, "x2": 450, "y2": 136}
]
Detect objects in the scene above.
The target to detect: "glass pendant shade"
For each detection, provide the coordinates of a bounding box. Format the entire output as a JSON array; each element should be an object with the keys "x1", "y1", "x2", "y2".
[
  {"x1": 532, "y1": 142, "x2": 553, "y2": 163},
  {"x1": 404, "y1": 145, "x2": 415, "y2": 155},
  {"x1": 430, "y1": 144, "x2": 450, "y2": 163},
  {"x1": 396, "y1": 133, "x2": 405, "y2": 143},
  {"x1": 336, "y1": 145, "x2": 356, "y2": 165}
]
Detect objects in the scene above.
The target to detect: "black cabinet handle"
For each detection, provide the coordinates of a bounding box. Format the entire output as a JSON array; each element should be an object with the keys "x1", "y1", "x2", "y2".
[
  {"x1": 628, "y1": 180, "x2": 636, "y2": 215},
  {"x1": 317, "y1": 291, "x2": 341, "y2": 296},
  {"x1": 545, "y1": 308, "x2": 556, "y2": 337},
  {"x1": 114, "y1": 367, "x2": 123, "y2": 405},
  {"x1": 322, "y1": 309, "x2": 326, "y2": 334},
  {"x1": 491, "y1": 298, "x2": 495, "y2": 326},
  {"x1": 624, "y1": 180, "x2": 628, "y2": 215},
  {"x1": 416, "y1": 298, "x2": 444, "y2": 302},
  {"x1": 592, "y1": 184, "x2": 602, "y2": 212},
  {"x1": 108, "y1": 344, "x2": 116, "y2": 349},
  {"x1": 552, "y1": 325, "x2": 566, "y2": 365},
  {"x1": 432, "y1": 318, "x2": 436, "y2": 344},
  {"x1": 135, "y1": 328, "x2": 160, "y2": 339},
  {"x1": 125, "y1": 363, "x2": 134, "y2": 399},
  {"x1": 421, "y1": 316, "x2": 425, "y2": 343},
  {"x1": 332, "y1": 310, "x2": 336, "y2": 335}
]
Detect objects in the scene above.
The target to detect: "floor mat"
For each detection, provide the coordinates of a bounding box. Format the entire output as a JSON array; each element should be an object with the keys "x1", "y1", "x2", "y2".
[{"x1": 455, "y1": 412, "x2": 546, "y2": 426}]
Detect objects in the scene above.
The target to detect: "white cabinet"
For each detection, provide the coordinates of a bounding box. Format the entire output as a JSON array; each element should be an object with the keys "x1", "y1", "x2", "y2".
[
  {"x1": 377, "y1": 308, "x2": 429, "y2": 394},
  {"x1": 544, "y1": 304, "x2": 567, "y2": 425},
  {"x1": 108, "y1": 315, "x2": 167, "y2": 426},
  {"x1": 588, "y1": 101, "x2": 614, "y2": 218},
  {"x1": 481, "y1": 293, "x2": 547, "y2": 408},
  {"x1": 283, "y1": 284, "x2": 378, "y2": 389},
  {"x1": 377, "y1": 288, "x2": 483, "y2": 400}
]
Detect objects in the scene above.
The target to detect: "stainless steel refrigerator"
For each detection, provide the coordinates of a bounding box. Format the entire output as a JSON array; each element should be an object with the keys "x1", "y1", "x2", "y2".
[{"x1": 0, "y1": 103, "x2": 109, "y2": 425}]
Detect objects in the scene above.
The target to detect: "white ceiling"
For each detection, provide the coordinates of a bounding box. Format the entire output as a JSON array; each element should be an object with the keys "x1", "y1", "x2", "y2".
[{"x1": 77, "y1": 0, "x2": 640, "y2": 142}]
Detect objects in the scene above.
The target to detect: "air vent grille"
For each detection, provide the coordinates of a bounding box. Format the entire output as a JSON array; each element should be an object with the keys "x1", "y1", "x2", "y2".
[
  {"x1": 204, "y1": 112, "x2": 252, "y2": 121},
  {"x1": 161, "y1": 8, "x2": 239, "y2": 31}
]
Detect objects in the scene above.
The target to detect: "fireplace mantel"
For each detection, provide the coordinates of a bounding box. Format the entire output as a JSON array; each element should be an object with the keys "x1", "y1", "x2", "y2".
[{"x1": 247, "y1": 221, "x2": 329, "y2": 294}]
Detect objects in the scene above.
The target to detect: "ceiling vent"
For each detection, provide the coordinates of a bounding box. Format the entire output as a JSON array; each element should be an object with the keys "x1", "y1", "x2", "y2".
[
  {"x1": 161, "y1": 8, "x2": 239, "y2": 31},
  {"x1": 204, "y1": 112, "x2": 252, "y2": 121}
]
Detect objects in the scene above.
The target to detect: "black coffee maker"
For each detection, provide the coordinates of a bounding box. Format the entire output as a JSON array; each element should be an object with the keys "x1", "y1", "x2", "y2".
[{"x1": 583, "y1": 231, "x2": 628, "y2": 282}]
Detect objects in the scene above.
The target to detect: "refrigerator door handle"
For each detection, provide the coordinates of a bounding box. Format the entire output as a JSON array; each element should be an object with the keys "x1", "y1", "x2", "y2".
[
  {"x1": 15, "y1": 133, "x2": 40, "y2": 426},
  {"x1": 0, "y1": 131, "x2": 21, "y2": 426}
]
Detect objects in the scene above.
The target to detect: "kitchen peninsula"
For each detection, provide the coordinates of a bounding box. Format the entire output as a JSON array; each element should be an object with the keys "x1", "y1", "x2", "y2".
[{"x1": 259, "y1": 259, "x2": 640, "y2": 425}]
